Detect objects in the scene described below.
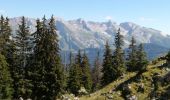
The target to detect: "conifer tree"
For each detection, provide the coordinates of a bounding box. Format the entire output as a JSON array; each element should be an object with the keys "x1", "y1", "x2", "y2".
[
  {"x1": 3, "y1": 17, "x2": 13, "y2": 61},
  {"x1": 0, "y1": 16, "x2": 11, "y2": 55},
  {"x1": 101, "y1": 41, "x2": 114, "y2": 86},
  {"x1": 28, "y1": 18, "x2": 45, "y2": 100},
  {"x1": 6, "y1": 39, "x2": 19, "y2": 99},
  {"x1": 0, "y1": 16, "x2": 13, "y2": 99},
  {"x1": 81, "y1": 51, "x2": 92, "y2": 92},
  {"x1": 92, "y1": 51, "x2": 102, "y2": 91},
  {"x1": 44, "y1": 15, "x2": 65, "y2": 99},
  {"x1": 65, "y1": 52, "x2": 74, "y2": 87},
  {"x1": 30, "y1": 16, "x2": 65, "y2": 99},
  {"x1": 76, "y1": 50, "x2": 82, "y2": 66},
  {"x1": 0, "y1": 15, "x2": 5, "y2": 49},
  {"x1": 69, "y1": 51, "x2": 74, "y2": 68},
  {"x1": 136, "y1": 43, "x2": 148, "y2": 71},
  {"x1": 15, "y1": 16, "x2": 32, "y2": 98},
  {"x1": 112, "y1": 29, "x2": 126, "y2": 78},
  {"x1": 127, "y1": 36, "x2": 138, "y2": 71},
  {"x1": 67, "y1": 50, "x2": 82, "y2": 95},
  {"x1": 67, "y1": 62, "x2": 81, "y2": 95},
  {"x1": 0, "y1": 53, "x2": 12, "y2": 99},
  {"x1": 166, "y1": 51, "x2": 170, "y2": 66}
]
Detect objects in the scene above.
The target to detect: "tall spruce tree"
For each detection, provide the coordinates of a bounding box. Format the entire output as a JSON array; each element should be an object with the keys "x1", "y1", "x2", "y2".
[
  {"x1": 0, "y1": 53, "x2": 12, "y2": 99},
  {"x1": 113, "y1": 29, "x2": 126, "y2": 78},
  {"x1": 81, "y1": 51, "x2": 92, "y2": 92},
  {"x1": 0, "y1": 15, "x2": 12, "y2": 99},
  {"x1": 45, "y1": 15, "x2": 65, "y2": 99},
  {"x1": 0, "y1": 15, "x2": 5, "y2": 49},
  {"x1": 6, "y1": 39, "x2": 19, "y2": 99},
  {"x1": 29, "y1": 18, "x2": 45, "y2": 100},
  {"x1": 92, "y1": 51, "x2": 102, "y2": 91},
  {"x1": 0, "y1": 16, "x2": 11, "y2": 55},
  {"x1": 0, "y1": 16, "x2": 20, "y2": 99},
  {"x1": 67, "y1": 50, "x2": 82, "y2": 95},
  {"x1": 101, "y1": 41, "x2": 114, "y2": 86},
  {"x1": 15, "y1": 16, "x2": 32, "y2": 99},
  {"x1": 30, "y1": 16, "x2": 65, "y2": 99},
  {"x1": 127, "y1": 36, "x2": 138, "y2": 72},
  {"x1": 166, "y1": 51, "x2": 170, "y2": 66},
  {"x1": 136, "y1": 43, "x2": 148, "y2": 71}
]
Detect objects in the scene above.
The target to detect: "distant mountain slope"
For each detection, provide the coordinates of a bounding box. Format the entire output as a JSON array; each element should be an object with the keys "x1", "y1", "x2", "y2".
[
  {"x1": 144, "y1": 43, "x2": 169, "y2": 60},
  {"x1": 8, "y1": 17, "x2": 170, "y2": 61}
]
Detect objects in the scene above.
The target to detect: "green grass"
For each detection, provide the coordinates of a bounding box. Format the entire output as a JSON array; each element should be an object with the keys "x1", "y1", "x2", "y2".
[{"x1": 79, "y1": 59, "x2": 169, "y2": 100}]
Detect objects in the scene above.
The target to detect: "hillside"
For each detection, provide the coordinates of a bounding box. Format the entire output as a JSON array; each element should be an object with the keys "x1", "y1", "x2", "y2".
[{"x1": 79, "y1": 58, "x2": 170, "y2": 100}]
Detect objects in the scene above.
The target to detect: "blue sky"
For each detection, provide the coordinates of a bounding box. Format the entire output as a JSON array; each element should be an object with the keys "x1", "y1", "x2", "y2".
[{"x1": 0, "y1": 0, "x2": 169, "y2": 34}]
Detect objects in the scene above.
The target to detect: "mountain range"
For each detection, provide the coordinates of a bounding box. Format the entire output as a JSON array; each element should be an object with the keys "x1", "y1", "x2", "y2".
[{"x1": 8, "y1": 17, "x2": 170, "y2": 63}]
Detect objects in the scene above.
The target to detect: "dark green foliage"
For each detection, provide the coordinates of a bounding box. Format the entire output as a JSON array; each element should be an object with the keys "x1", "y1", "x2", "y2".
[
  {"x1": 127, "y1": 36, "x2": 138, "y2": 72},
  {"x1": 0, "y1": 53, "x2": 12, "y2": 99},
  {"x1": 81, "y1": 52, "x2": 92, "y2": 92},
  {"x1": 92, "y1": 51, "x2": 102, "y2": 91},
  {"x1": 68, "y1": 50, "x2": 92, "y2": 95},
  {"x1": 102, "y1": 41, "x2": 114, "y2": 86},
  {"x1": 30, "y1": 16, "x2": 65, "y2": 100},
  {"x1": 6, "y1": 40, "x2": 19, "y2": 99},
  {"x1": 0, "y1": 16, "x2": 11, "y2": 55},
  {"x1": 166, "y1": 51, "x2": 170, "y2": 67},
  {"x1": 27, "y1": 18, "x2": 44, "y2": 99},
  {"x1": 67, "y1": 50, "x2": 82, "y2": 95},
  {"x1": 14, "y1": 16, "x2": 32, "y2": 99},
  {"x1": 45, "y1": 15, "x2": 65, "y2": 99},
  {"x1": 67, "y1": 63, "x2": 82, "y2": 95},
  {"x1": 0, "y1": 15, "x2": 6, "y2": 49},
  {"x1": 136, "y1": 44, "x2": 148, "y2": 71},
  {"x1": 126, "y1": 42, "x2": 148, "y2": 72},
  {"x1": 0, "y1": 15, "x2": 13, "y2": 99},
  {"x1": 112, "y1": 29, "x2": 126, "y2": 78}
]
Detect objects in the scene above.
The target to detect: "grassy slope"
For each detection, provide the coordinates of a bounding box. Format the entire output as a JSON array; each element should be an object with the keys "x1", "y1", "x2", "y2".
[{"x1": 80, "y1": 60, "x2": 168, "y2": 100}]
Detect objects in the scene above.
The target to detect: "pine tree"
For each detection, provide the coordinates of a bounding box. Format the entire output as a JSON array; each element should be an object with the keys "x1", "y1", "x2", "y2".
[
  {"x1": 30, "y1": 16, "x2": 65, "y2": 99},
  {"x1": 81, "y1": 51, "x2": 92, "y2": 92},
  {"x1": 166, "y1": 51, "x2": 170, "y2": 66},
  {"x1": 69, "y1": 51, "x2": 74, "y2": 68},
  {"x1": 0, "y1": 16, "x2": 11, "y2": 55},
  {"x1": 15, "y1": 16, "x2": 32, "y2": 99},
  {"x1": 67, "y1": 62, "x2": 81, "y2": 96},
  {"x1": 0, "y1": 15, "x2": 5, "y2": 49},
  {"x1": 67, "y1": 50, "x2": 93, "y2": 95},
  {"x1": 127, "y1": 36, "x2": 138, "y2": 71},
  {"x1": 44, "y1": 15, "x2": 65, "y2": 99},
  {"x1": 76, "y1": 50, "x2": 82, "y2": 66},
  {"x1": 3, "y1": 17, "x2": 13, "y2": 62},
  {"x1": 6, "y1": 39, "x2": 19, "y2": 99},
  {"x1": 101, "y1": 41, "x2": 114, "y2": 86},
  {"x1": 0, "y1": 16, "x2": 12, "y2": 99},
  {"x1": 28, "y1": 18, "x2": 45, "y2": 100},
  {"x1": 67, "y1": 50, "x2": 82, "y2": 95},
  {"x1": 136, "y1": 43, "x2": 148, "y2": 71},
  {"x1": 92, "y1": 51, "x2": 102, "y2": 91},
  {"x1": 113, "y1": 29, "x2": 126, "y2": 78},
  {"x1": 0, "y1": 53, "x2": 12, "y2": 99},
  {"x1": 0, "y1": 16, "x2": 20, "y2": 99}
]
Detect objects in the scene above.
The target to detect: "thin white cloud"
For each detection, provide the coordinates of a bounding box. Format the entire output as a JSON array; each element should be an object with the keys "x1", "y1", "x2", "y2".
[
  {"x1": 105, "y1": 16, "x2": 113, "y2": 20},
  {"x1": 139, "y1": 17, "x2": 156, "y2": 22}
]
